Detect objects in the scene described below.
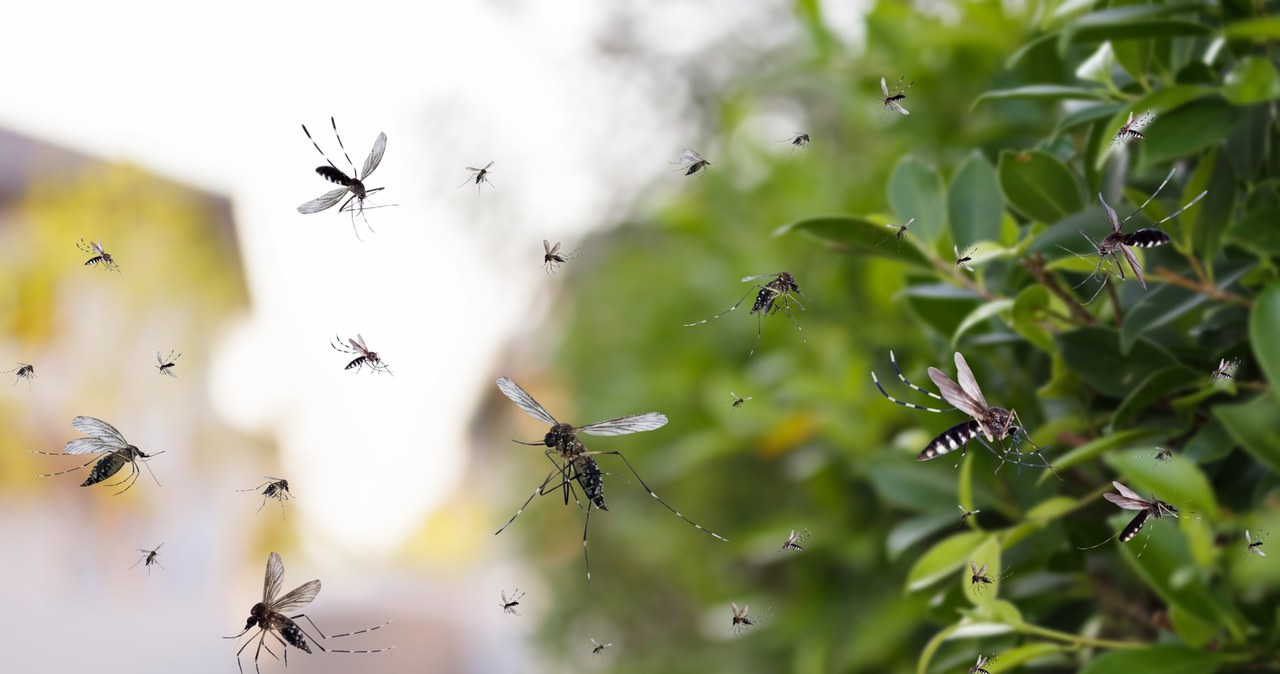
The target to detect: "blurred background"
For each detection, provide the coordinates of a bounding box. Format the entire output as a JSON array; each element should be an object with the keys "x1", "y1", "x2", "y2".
[{"x1": 3, "y1": 0, "x2": 1279, "y2": 673}]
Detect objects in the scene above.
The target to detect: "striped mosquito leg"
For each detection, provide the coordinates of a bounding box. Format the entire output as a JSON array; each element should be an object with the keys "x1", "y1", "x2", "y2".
[
  {"x1": 494, "y1": 459, "x2": 569, "y2": 535},
  {"x1": 889, "y1": 350, "x2": 950, "y2": 404},
  {"x1": 583, "y1": 502, "x2": 594, "y2": 581},
  {"x1": 917, "y1": 420, "x2": 981, "y2": 461},
  {"x1": 683, "y1": 289, "x2": 757, "y2": 328},
  {"x1": 873, "y1": 372, "x2": 951, "y2": 413},
  {"x1": 34, "y1": 455, "x2": 99, "y2": 477},
  {"x1": 593, "y1": 450, "x2": 729, "y2": 542}
]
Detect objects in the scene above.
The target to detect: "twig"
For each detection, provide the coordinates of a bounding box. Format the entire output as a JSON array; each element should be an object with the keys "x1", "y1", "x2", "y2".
[
  {"x1": 1020, "y1": 255, "x2": 1096, "y2": 326},
  {"x1": 1154, "y1": 267, "x2": 1252, "y2": 307}
]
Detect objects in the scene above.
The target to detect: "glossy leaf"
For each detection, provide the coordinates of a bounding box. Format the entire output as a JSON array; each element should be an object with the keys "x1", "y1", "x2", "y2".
[
  {"x1": 1138, "y1": 98, "x2": 1244, "y2": 170},
  {"x1": 948, "y1": 151, "x2": 1004, "y2": 246},
  {"x1": 1057, "y1": 327, "x2": 1178, "y2": 398},
  {"x1": 888, "y1": 157, "x2": 946, "y2": 243},
  {"x1": 1215, "y1": 393, "x2": 1280, "y2": 475},
  {"x1": 905, "y1": 531, "x2": 986, "y2": 591},
  {"x1": 971, "y1": 85, "x2": 1107, "y2": 108},
  {"x1": 1077, "y1": 646, "x2": 1223, "y2": 674},
  {"x1": 1222, "y1": 56, "x2": 1280, "y2": 105},
  {"x1": 1250, "y1": 282, "x2": 1280, "y2": 387},
  {"x1": 996, "y1": 150, "x2": 1083, "y2": 223},
  {"x1": 775, "y1": 216, "x2": 933, "y2": 269}
]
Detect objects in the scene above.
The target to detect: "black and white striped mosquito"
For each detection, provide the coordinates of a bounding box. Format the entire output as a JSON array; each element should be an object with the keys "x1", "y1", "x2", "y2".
[
  {"x1": 330, "y1": 334, "x2": 391, "y2": 374},
  {"x1": 969, "y1": 654, "x2": 995, "y2": 674},
  {"x1": 954, "y1": 245, "x2": 976, "y2": 272},
  {"x1": 958, "y1": 505, "x2": 981, "y2": 527},
  {"x1": 35, "y1": 416, "x2": 163, "y2": 495},
  {"x1": 499, "y1": 588, "x2": 525, "y2": 616},
  {"x1": 730, "y1": 602, "x2": 758, "y2": 635},
  {"x1": 239, "y1": 477, "x2": 292, "y2": 514},
  {"x1": 780, "y1": 133, "x2": 810, "y2": 151},
  {"x1": 155, "y1": 350, "x2": 180, "y2": 377},
  {"x1": 1211, "y1": 358, "x2": 1239, "y2": 380},
  {"x1": 225, "y1": 552, "x2": 392, "y2": 674},
  {"x1": 871, "y1": 351, "x2": 1059, "y2": 475},
  {"x1": 730, "y1": 392, "x2": 752, "y2": 408},
  {"x1": 542, "y1": 240, "x2": 582, "y2": 275},
  {"x1": 131, "y1": 544, "x2": 164, "y2": 575},
  {"x1": 1112, "y1": 110, "x2": 1154, "y2": 146},
  {"x1": 671, "y1": 148, "x2": 711, "y2": 176},
  {"x1": 77, "y1": 238, "x2": 119, "y2": 272},
  {"x1": 6, "y1": 363, "x2": 35, "y2": 388},
  {"x1": 880, "y1": 76, "x2": 914, "y2": 115},
  {"x1": 297, "y1": 118, "x2": 389, "y2": 241},
  {"x1": 968, "y1": 560, "x2": 1012, "y2": 596},
  {"x1": 590, "y1": 638, "x2": 613, "y2": 655},
  {"x1": 494, "y1": 377, "x2": 727, "y2": 581},
  {"x1": 1078, "y1": 481, "x2": 1182, "y2": 556},
  {"x1": 1246, "y1": 529, "x2": 1268, "y2": 557},
  {"x1": 683, "y1": 272, "x2": 806, "y2": 358},
  {"x1": 877, "y1": 218, "x2": 914, "y2": 252},
  {"x1": 1153, "y1": 447, "x2": 1174, "y2": 465},
  {"x1": 459, "y1": 161, "x2": 494, "y2": 192},
  {"x1": 779, "y1": 529, "x2": 808, "y2": 552}
]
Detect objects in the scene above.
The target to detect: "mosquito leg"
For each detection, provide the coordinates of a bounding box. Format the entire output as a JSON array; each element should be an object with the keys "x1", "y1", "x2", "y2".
[
  {"x1": 748, "y1": 307, "x2": 765, "y2": 358},
  {"x1": 328, "y1": 620, "x2": 392, "y2": 640},
  {"x1": 778, "y1": 297, "x2": 806, "y2": 345},
  {"x1": 292, "y1": 613, "x2": 329, "y2": 644},
  {"x1": 33, "y1": 455, "x2": 99, "y2": 477},
  {"x1": 329, "y1": 116, "x2": 358, "y2": 176},
  {"x1": 589, "y1": 450, "x2": 729, "y2": 542},
  {"x1": 683, "y1": 289, "x2": 757, "y2": 328},
  {"x1": 582, "y1": 504, "x2": 594, "y2": 582},
  {"x1": 495, "y1": 465, "x2": 567, "y2": 535},
  {"x1": 888, "y1": 350, "x2": 953, "y2": 405}
]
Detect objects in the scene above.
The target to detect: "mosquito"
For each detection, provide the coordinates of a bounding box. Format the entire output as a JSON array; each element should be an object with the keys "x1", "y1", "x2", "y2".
[
  {"x1": 494, "y1": 377, "x2": 727, "y2": 581},
  {"x1": 683, "y1": 272, "x2": 806, "y2": 358},
  {"x1": 331, "y1": 334, "x2": 391, "y2": 374},
  {"x1": 297, "y1": 117, "x2": 389, "y2": 241},
  {"x1": 1211, "y1": 358, "x2": 1239, "y2": 380},
  {"x1": 6, "y1": 363, "x2": 35, "y2": 388},
  {"x1": 730, "y1": 392, "x2": 752, "y2": 408},
  {"x1": 957, "y1": 505, "x2": 981, "y2": 527},
  {"x1": 1246, "y1": 529, "x2": 1268, "y2": 557},
  {"x1": 880, "y1": 76, "x2": 914, "y2": 115},
  {"x1": 77, "y1": 238, "x2": 120, "y2": 272},
  {"x1": 876, "y1": 218, "x2": 914, "y2": 252},
  {"x1": 590, "y1": 638, "x2": 613, "y2": 655},
  {"x1": 542, "y1": 240, "x2": 582, "y2": 275},
  {"x1": 968, "y1": 560, "x2": 1012, "y2": 596},
  {"x1": 671, "y1": 148, "x2": 711, "y2": 176},
  {"x1": 730, "y1": 602, "x2": 758, "y2": 635},
  {"x1": 499, "y1": 588, "x2": 525, "y2": 616},
  {"x1": 35, "y1": 416, "x2": 163, "y2": 495},
  {"x1": 131, "y1": 544, "x2": 164, "y2": 576},
  {"x1": 969, "y1": 654, "x2": 995, "y2": 674},
  {"x1": 1153, "y1": 447, "x2": 1174, "y2": 465},
  {"x1": 1112, "y1": 110, "x2": 1154, "y2": 146},
  {"x1": 954, "y1": 244, "x2": 976, "y2": 272},
  {"x1": 225, "y1": 552, "x2": 392, "y2": 674},
  {"x1": 1077, "y1": 481, "x2": 1182, "y2": 556},
  {"x1": 871, "y1": 351, "x2": 1059, "y2": 475},
  {"x1": 459, "y1": 161, "x2": 495, "y2": 191},
  {"x1": 155, "y1": 350, "x2": 180, "y2": 377},
  {"x1": 238, "y1": 476, "x2": 293, "y2": 513},
  {"x1": 780, "y1": 132, "x2": 810, "y2": 151},
  {"x1": 780, "y1": 529, "x2": 809, "y2": 552}
]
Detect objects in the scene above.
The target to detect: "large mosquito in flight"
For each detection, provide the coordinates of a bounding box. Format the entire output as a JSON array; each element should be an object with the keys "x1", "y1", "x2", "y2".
[
  {"x1": 683, "y1": 272, "x2": 805, "y2": 358},
  {"x1": 1078, "y1": 481, "x2": 1182, "y2": 555},
  {"x1": 35, "y1": 416, "x2": 163, "y2": 495},
  {"x1": 297, "y1": 117, "x2": 389, "y2": 241},
  {"x1": 494, "y1": 377, "x2": 727, "y2": 580}
]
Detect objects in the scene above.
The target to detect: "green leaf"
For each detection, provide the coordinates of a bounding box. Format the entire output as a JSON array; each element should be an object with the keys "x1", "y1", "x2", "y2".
[
  {"x1": 1222, "y1": 56, "x2": 1280, "y2": 105},
  {"x1": 948, "y1": 151, "x2": 1004, "y2": 246},
  {"x1": 1077, "y1": 646, "x2": 1223, "y2": 674},
  {"x1": 775, "y1": 215, "x2": 932, "y2": 269},
  {"x1": 1225, "y1": 16, "x2": 1280, "y2": 40},
  {"x1": 1052, "y1": 102, "x2": 1126, "y2": 140},
  {"x1": 1091, "y1": 86, "x2": 1216, "y2": 170},
  {"x1": 952, "y1": 299, "x2": 1013, "y2": 346},
  {"x1": 1042, "y1": 428, "x2": 1167, "y2": 479},
  {"x1": 904, "y1": 284, "x2": 984, "y2": 340},
  {"x1": 888, "y1": 157, "x2": 947, "y2": 243},
  {"x1": 1250, "y1": 282, "x2": 1280, "y2": 387},
  {"x1": 1178, "y1": 146, "x2": 1236, "y2": 265},
  {"x1": 997, "y1": 150, "x2": 1083, "y2": 223},
  {"x1": 988, "y1": 643, "x2": 1068, "y2": 671},
  {"x1": 1139, "y1": 98, "x2": 1244, "y2": 170},
  {"x1": 1010, "y1": 285, "x2": 1055, "y2": 353},
  {"x1": 1111, "y1": 366, "x2": 1200, "y2": 427},
  {"x1": 1223, "y1": 207, "x2": 1280, "y2": 257},
  {"x1": 1057, "y1": 327, "x2": 1178, "y2": 398},
  {"x1": 905, "y1": 531, "x2": 986, "y2": 591},
  {"x1": 971, "y1": 85, "x2": 1107, "y2": 108},
  {"x1": 1215, "y1": 392, "x2": 1280, "y2": 475}
]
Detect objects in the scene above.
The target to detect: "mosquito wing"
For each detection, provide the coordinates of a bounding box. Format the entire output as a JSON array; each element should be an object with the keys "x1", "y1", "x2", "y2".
[
  {"x1": 298, "y1": 188, "x2": 349, "y2": 214},
  {"x1": 63, "y1": 437, "x2": 117, "y2": 455},
  {"x1": 1246, "y1": 530, "x2": 1253, "y2": 545},
  {"x1": 976, "y1": 562, "x2": 987, "y2": 577},
  {"x1": 496, "y1": 377, "x2": 558, "y2": 426},
  {"x1": 93, "y1": 240, "x2": 107, "y2": 255},
  {"x1": 951, "y1": 352, "x2": 990, "y2": 413},
  {"x1": 578, "y1": 412, "x2": 668, "y2": 436},
  {"x1": 679, "y1": 148, "x2": 703, "y2": 164},
  {"x1": 273, "y1": 579, "x2": 321, "y2": 614},
  {"x1": 1111, "y1": 480, "x2": 1146, "y2": 501},
  {"x1": 483, "y1": 161, "x2": 495, "y2": 171},
  {"x1": 263, "y1": 551, "x2": 286, "y2": 602},
  {"x1": 70, "y1": 416, "x2": 129, "y2": 448},
  {"x1": 1098, "y1": 193, "x2": 1122, "y2": 235},
  {"x1": 360, "y1": 132, "x2": 387, "y2": 180},
  {"x1": 352, "y1": 333, "x2": 369, "y2": 352},
  {"x1": 927, "y1": 368, "x2": 986, "y2": 419},
  {"x1": 880, "y1": 77, "x2": 889, "y2": 97},
  {"x1": 969, "y1": 560, "x2": 979, "y2": 576},
  {"x1": 741, "y1": 273, "x2": 783, "y2": 282},
  {"x1": 888, "y1": 100, "x2": 909, "y2": 115},
  {"x1": 1118, "y1": 242, "x2": 1147, "y2": 289}
]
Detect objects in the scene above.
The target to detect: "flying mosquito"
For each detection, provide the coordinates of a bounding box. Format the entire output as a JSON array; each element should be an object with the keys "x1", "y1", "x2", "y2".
[
  {"x1": 131, "y1": 544, "x2": 164, "y2": 575},
  {"x1": 238, "y1": 476, "x2": 293, "y2": 513},
  {"x1": 871, "y1": 351, "x2": 1059, "y2": 475},
  {"x1": 671, "y1": 148, "x2": 711, "y2": 176},
  {"x1": 954, "y1": 244, "x2": 976, "y2": 272},
  {"x1": 876, "y1": 218, "x2": 914, "y2": 252},
  {"x1": 968, "y1": 560, "x2": 1011, "y2": 596},
  {"x1": 1153, "y1": 447, "x2": 1174, "y2": 465},
  {"x1": 880, "y1": 76, "x2": 914, "y2": 115},
  {"x1": 1246, "y1": 529, "x2": 1268, "y2": 557},
  {"x1": 297, "y1": 117, "x2": 390, "y2": 241},
  {"x1": 459, "y1": 161, "x2": 495, "y2": 191},
  {"x1": 542, "y1": 240, "x2": 581, "y2": 275},
  {"x1": 730, "y1": 603, "x2": 758, "y2": 635},
  {"x1": 780, "y1": 132, "x2": 810, "y2": 151},
  {"x1": 6, "y1": 363, "x2": 35, "y2": 388},
  {"x1": 494, "y1": 377, "x2": 727, "y2": 581},
  {"x1": 1064, "y1": 168, "x2": 1207, "y2": 303},
  {"x1": 957, "y1": 505, "x2": 981, "y2": 527},
  {"x1": 499, "y1": 588, "x2": 525, "y2": 616},
  {"x1": 969, "y1": 654, "x2": 995, "y2": 674},
  {"x1": 730, "y1": 392, "x2": 752, "y2": 408},
  {"x1": 155, "y1": 350, "x2": 180, "y2": 377},
  {"x1": 226, "y1": 552, "x2": 392, "y2": 674},
  {"x1": 1078, "y1": 481, "x2": 1181, "y2": 554},
  {"x1": 780, "y1": 529, "x2": 809, "y2": 552},
  {"x1": 35, "y1": 416, "x2": 163, "y2": 495},
  {"x1": 1211, "y1": 358, "x2": 1239, "y2": 380},
  {"x1": 77, "y1": 238, "x2": 120, "y2": 272},
  {"x1": 331, "y1": 334, "x2": 391, "y2": 374},
  {"x1": 1112, "y1": 110, "x2": 1154, "y2": 145},
  {"x1": 590, "y1": 638, "x2": 613, "y2": 655},
  {"x1": 683, "y1": 272, "x2": 806, "y2": 358}
]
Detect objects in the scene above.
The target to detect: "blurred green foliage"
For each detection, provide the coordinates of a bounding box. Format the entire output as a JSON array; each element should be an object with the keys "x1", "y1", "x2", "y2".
[{"x1": 506, "y1": 2, "x2": 1280, "y2": 672}]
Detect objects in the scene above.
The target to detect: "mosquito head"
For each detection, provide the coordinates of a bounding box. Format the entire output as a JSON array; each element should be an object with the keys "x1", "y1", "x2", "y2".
[{"x1": 544, "y1": 423, "x2": 576, "y2": 448}]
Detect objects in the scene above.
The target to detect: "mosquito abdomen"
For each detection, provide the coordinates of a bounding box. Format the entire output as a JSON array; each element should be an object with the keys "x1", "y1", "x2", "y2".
[
  {"x1": 917, "y1": 420, "x2": 981, "y2": 461},
  {"x1": 279, "y1": 619, "x2": 312, "y2": 653},
  {"x1": 316, "y1": 165, "x2": 353, "y2": 187},
  {"x1": 576, "y1": 456, "x2": 608, "y2": 511},
  {"x1": 1123, "y1": 228, "x2": 1171, "y2": 248},
  {"x1": 82, "y1": 452, "x2": 127, "y2": 486}
]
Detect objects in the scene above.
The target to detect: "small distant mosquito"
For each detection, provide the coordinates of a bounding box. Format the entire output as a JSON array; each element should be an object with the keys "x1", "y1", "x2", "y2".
[
  {"x1": 780, "y1": 132, "x2": 810, "y2": 151},
  {"x1": 968, "y1": 560, "x2": 1011, "y2": 596},
  {"x1": 590, "y1": 638, "x2": 613, "y2": 655},
  {"x1": 871, "y1": 351, "x2": 1059, "y2": 475},
  {"x1": 331, "y1": 334, "x2": 391, "y2": 374},
  {"x1": 730, "y1": 392, "x2": 752, "y2": 408},
  {"x1": 779, "y1": 529, "x2": 809, "y2": 552},
  {"x1": 155, "y1": 350, "x2": 180, "y2": 377},
  {"x1": 1246, "y1": 529, "x2": 1268, "y2": 557},
  {"x1": 297, "y1": 117, "x2": 389, "y2": 241},
  {"x1": 542, "y1": 240, "x2": 582, "y2": 275},
  {"x1": 495, "y1": 377, "x2": 727, "y2": 581},
  {"x1": 225, "y1": 552, "x2": 392, "y2": 674},
  {"x1": 459, "y1": 161, "x2": 495, "y2": 192},
  {"x1": 1078, "y1": 481, "x2": 1181, "y2": 555},
  {"x1": 35, "y1": 416, "x2": 163, "y2": 495},
  {"x1": 1112, "y1": 110, "x2": 1154, "y2": 145},
  {"x1": 500, "y1": 588, "x2": 525, "y2": 616},
  {"x1": 238, "y1": 476, "x2": 292, "y2": 513},
  {"x1": 1153, "y1": 447, "x2": 1174, "y2": 465},
  {"x1": 1211, "y1": 358, "x2": 1239, "y2": 380},
  {"x1": 6, "y1": 363, "x2": 35, "y2": 388},
  {"x1": 684, "y1": 272, "x2": 806, "y2": 358},
  {"x1": 671, "y1": 148, "x2": 711, "y2": 176},
  {"x1": 954, "y1": 244, "x2": 976, "y2": 272},
  {"x1": 730, "y1": 602, "x2": 757, "y2": 635},
  {"x1": 876, "y1": 218, "x2": 914, "y2": 252},
  {"x1": 969, "y1": 654, "x2": 995, "y2": 674},
  {"x1": 880, "y1": 76, "x2": 914, "y2": 115},
  {"x1": 77, "y1": 238, "x2": 120, "y2": 272},
  {"x1": 131, "y1": 544, "x2": 164, "y2": 576},
  {"x1": 957, "y1": 505, "x2": 981, "y2": 527}
]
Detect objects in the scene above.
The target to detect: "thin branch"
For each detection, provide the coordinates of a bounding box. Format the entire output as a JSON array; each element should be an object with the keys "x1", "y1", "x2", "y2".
[
  {"x1": 1020, "y1": 255, "x2": 1096, "y2": 325},
  {"x1": 1154, "y1": 267, "x2": 1253, "y2": 307}
]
